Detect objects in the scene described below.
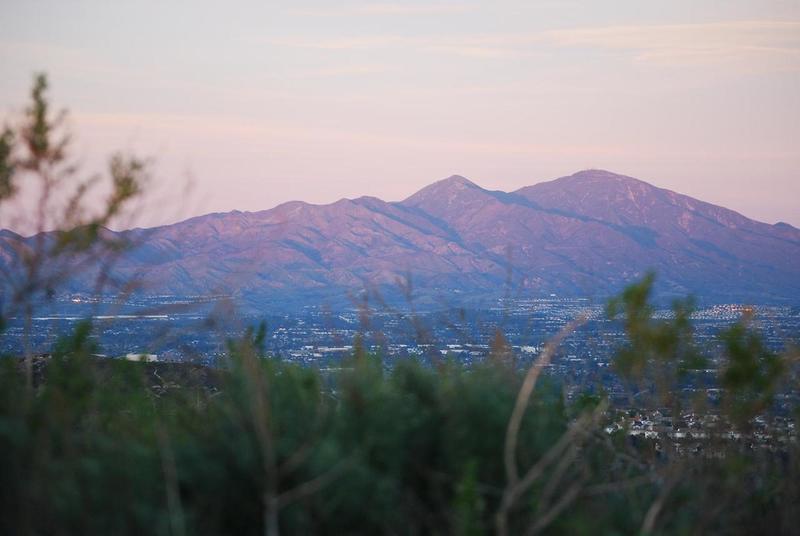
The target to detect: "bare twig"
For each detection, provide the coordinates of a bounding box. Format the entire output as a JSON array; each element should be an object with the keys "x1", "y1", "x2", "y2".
[
  {"x1": 156, "y1": 423, "x2": 186, "y2": 536},
  {"x1": 526, "y1": 476, "x2": 586, "y2": 536},
  {"x1": 276, "y1": 457, "x2": 353, "y2": 509},
  {"x1": 536, "y1": 443, "x2": 579, "y2": 517},
  {"x1": 641, "y1": 474, "x2": 679, "y2": 535},
  {"x1": 584, "y1": 474, "x2": 655, "y2": 495},
  {"x1": 278, "y1": 401, "x2": 330, "y2": 477},
  {"x1": 496, "y1": 316, "x2": 589, "y2": 536},
  {"x1": 504, "y1": 315, "x2": 587, "y2": 486}
]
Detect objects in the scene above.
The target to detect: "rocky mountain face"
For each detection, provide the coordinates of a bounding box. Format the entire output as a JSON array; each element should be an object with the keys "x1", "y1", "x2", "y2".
[{"x1": 4, "y1": 170, "x2": 800, "y2": 310}]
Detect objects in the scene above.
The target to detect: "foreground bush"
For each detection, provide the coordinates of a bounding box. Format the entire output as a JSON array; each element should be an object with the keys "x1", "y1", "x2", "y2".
[{"x1": 1, "y1": 308, "x2": 798, "y2": 535}]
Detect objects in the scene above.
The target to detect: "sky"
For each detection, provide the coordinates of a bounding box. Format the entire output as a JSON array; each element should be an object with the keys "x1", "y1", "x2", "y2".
[{"x1": 1, "y1": 0, "x2": 799, "y2": 229}]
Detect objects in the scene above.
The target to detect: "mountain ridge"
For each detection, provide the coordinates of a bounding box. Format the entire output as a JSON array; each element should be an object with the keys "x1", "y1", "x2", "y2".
[{"x1": 3, "y1": 169, "x2": 799, "y2": 310}]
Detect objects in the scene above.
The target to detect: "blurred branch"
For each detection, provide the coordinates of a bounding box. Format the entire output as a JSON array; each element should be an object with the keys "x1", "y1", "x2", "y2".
[{"x1": 504, "y1": 315, "x2": 587, "y2": 486}]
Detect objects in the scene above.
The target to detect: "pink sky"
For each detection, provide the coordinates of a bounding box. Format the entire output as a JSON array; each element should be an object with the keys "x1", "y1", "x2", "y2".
[{"x1": 1, "y1": 1, "x2": 798, "y2": 229}]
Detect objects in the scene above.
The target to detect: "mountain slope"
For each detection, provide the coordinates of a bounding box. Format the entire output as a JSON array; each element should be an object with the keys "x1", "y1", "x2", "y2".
[
  {"x1": 514, "y1": 170, "x2": 800, "y2": 300},
  {"x1": 2, "y1": 170, "x2": 799, "y2": 309}
]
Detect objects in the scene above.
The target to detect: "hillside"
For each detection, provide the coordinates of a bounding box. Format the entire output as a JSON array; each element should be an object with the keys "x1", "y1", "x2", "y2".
[{"x1": 3, "y1": 170, "x2": 799, "y2": 309}]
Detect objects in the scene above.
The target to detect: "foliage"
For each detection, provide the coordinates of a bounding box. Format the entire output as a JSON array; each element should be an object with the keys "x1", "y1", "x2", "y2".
[
  {"x1": 0, "y1": 74, "x2": 147, "y2": 388},
  {"x1": 1, "y1": 303, "x2": 798, "y2": 535},
  {"x1": 1, "y1": 76, "x2": 798, "y2": 536},
  {"x1": 719, "y1": 318, "x2": 786, "y2": 428}
]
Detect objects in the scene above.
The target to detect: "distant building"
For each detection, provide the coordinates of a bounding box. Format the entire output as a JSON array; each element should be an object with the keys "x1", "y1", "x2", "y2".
[{"x1": 125, "y1": 353, "x2": 158, "y2": 363}]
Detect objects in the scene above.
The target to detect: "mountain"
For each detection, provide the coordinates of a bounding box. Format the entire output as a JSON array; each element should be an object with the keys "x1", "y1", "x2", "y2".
[
  {"x1": 3, "y1": 170, "x2": 799, "y2": 310},
  {"x1": 515, "y1": 170, "x2": 800, "y2": 300}
]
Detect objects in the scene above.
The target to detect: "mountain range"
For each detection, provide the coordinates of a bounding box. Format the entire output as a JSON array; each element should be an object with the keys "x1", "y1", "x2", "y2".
[{"x1": 3, "y1": 169, "x2": 800, "y2": 311}]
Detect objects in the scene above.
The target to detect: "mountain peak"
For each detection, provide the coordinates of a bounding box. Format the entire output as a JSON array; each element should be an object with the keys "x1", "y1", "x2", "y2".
[
  {"x1": 440, "y1": 174, "x2": 477, "y2": 186},
  {"x1": 401, "y1": 174, "x2": 486, "y2": 206},
  {"x1": 425, "y1": 174, "x2": 480, "y2": 189},
  {"x1": 515, "y1": 169, "x2": 663, "y2": 200},
  {"x1": 562, "y1": 169, "x2": 650, "y2": 186},
  {"x1": 419, "y1": 174, "x2": 481, "y2": 193},
  {"x1": 399, "y1": 174, "x2": 510, "y2": 224}
]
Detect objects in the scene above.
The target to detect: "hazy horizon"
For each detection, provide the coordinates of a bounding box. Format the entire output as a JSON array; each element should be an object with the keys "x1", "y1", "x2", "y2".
[{"x1": 1, "y1": 1, "x2": 798, "y2": 229}]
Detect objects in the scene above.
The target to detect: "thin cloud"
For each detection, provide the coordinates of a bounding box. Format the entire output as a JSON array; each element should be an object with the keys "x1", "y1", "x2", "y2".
[
  {"x1": 267, "y1": 35, "x2": 411, "y2": 50},
  {"x1": 298, "y1": 64, "x2": 390, "y2": 78},
  {"x1": 266, "y1": 34, "x2": 538, "y2": 59},
  {"x1": 73, "y1": 111, "x2": 623, "y2": 157},
  {"x1": 543, "y1": 21, "x2": 800, "y2": 49},
  {"x1": 289, "y1": 3, "x2": 475, "y2": 17},
  {"x1": 268, "y1": 20, "x2": 800, "y2": 69},
  {"x1": 543, "y1": 20, "x2": 800, "y2": 68},
  {"x1": 354, "y1": 3, "x2": 475, "y2": 15}
]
